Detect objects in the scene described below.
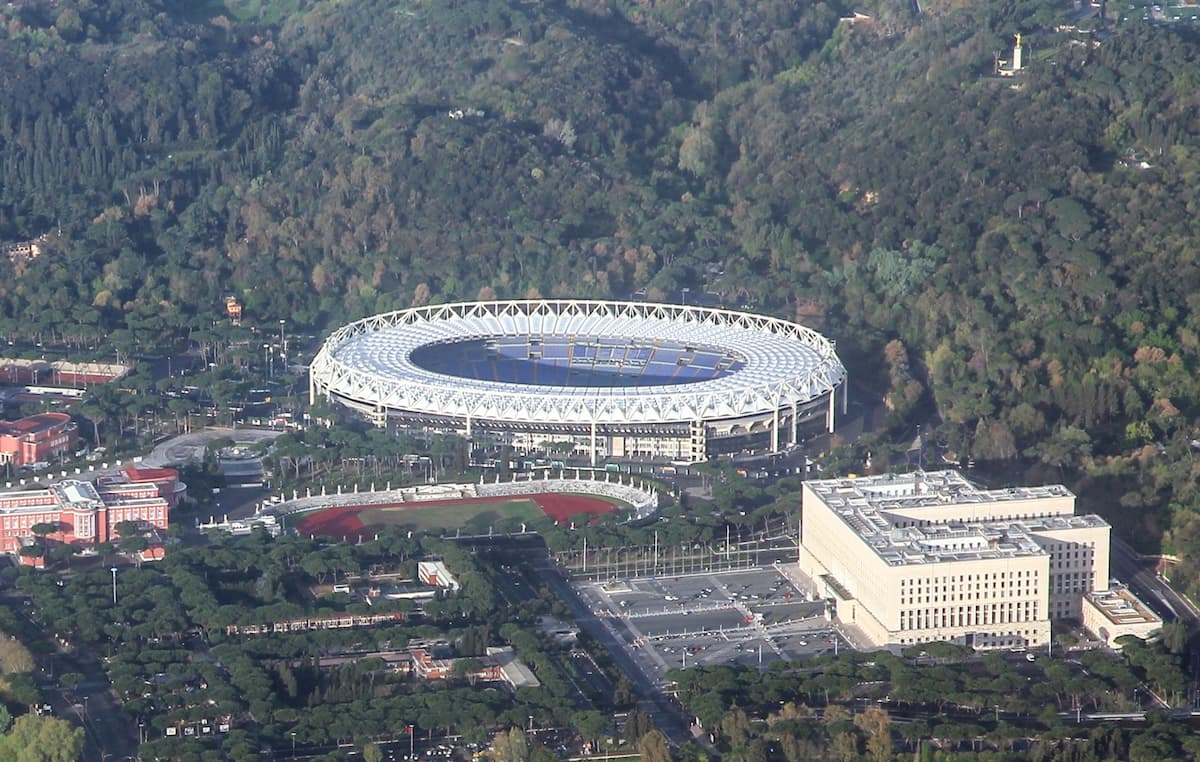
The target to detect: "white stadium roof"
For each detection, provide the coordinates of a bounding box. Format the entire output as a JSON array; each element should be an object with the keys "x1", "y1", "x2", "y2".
[{"x1": 310, "y1": 300, "x2": 847, "y2": 427}]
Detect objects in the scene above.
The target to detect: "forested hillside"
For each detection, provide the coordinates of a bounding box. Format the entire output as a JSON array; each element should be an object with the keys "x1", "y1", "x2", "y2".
[{"x1": 5, "y1": 2, "x2": 1200, "y2": 581}]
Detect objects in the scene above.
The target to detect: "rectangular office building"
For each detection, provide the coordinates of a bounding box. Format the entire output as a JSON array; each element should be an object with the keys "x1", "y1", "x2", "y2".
[{"x1": 799, "y1": 471, "x2": 1122, "y2": 650}]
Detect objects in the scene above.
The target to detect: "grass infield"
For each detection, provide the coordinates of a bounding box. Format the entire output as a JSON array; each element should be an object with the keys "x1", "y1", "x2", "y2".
[{"x1": 295, "y1": 492, "x2": 622, "y2": 540}]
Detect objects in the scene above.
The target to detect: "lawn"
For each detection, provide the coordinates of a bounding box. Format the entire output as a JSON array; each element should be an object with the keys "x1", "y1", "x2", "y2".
[{"x1": 357, "y1": 498, "x2": 544, "y2": 531}]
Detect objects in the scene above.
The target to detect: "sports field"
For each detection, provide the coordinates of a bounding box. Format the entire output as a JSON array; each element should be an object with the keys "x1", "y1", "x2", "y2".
[{"x1": 295, "y1": 492, "x2": 621, "y2": 540}]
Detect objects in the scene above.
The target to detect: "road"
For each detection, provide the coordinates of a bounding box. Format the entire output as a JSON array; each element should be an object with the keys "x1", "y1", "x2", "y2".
[
  {"x1": 1, "y1": 588, "x2": 135, "y2": 762},
  {"x1": 140, "y1": 427, "x2": 283, "y2": 469},
  {"x1": 537, "y1": 561, "x2": 700, "y2": 749},
  {"x1": 64, "y1": 650, "x2": 134, "y2": 762},
  {"x1": 1110, "y1": 538, "x2": 1199, "y2": 625}
]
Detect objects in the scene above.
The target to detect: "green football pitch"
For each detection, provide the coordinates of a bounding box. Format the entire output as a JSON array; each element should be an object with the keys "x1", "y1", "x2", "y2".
[{"x1": 355, "y1": 498, "x2": 544, "y2": 531}]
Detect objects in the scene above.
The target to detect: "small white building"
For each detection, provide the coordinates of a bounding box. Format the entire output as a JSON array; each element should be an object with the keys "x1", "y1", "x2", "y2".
[
  {"x1": 418, "y1": 560, "x2": 460, "y2": 591},
  {"x1": 1081, "y1": 587, "x2": 1162, "y2": 649}
]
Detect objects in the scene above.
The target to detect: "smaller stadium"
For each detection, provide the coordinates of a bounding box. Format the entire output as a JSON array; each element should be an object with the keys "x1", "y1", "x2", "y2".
[
  {"x1": 309, "y1": 300, "x2": 847, "y2": 463},
  {"x1": 295, "y1": 492, "x2": 621, "y2": 541}
]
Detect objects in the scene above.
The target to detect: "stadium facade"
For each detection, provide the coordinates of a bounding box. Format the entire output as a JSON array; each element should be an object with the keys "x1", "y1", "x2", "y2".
[{"x1": 309, "y1": 300, "x2": 847, "y2": 464}]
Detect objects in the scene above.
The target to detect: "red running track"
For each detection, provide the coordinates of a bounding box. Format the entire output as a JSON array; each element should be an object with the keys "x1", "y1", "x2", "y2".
[{"x1": 295, "y1": 492, "x2": 617, "y2": 540}]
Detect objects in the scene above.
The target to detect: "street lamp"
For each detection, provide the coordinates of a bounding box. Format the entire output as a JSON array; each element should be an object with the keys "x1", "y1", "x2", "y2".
[
  {"x1": 109, "y1": 567, "x2": 118, "y2": 605},
  {"x1": 277, "y1": 319, "x2": 288, "y2": 377},
  {"x1": 291, "y1": 731, "x2": 297, "y2": 759}
]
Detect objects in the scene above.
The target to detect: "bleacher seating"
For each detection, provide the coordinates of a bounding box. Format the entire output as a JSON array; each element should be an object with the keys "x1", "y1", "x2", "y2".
[
  {"x1": 410, "y1": 336, "x2": 744, "y2": 387},
  {"x1": 271, "y1": 474, "x2": 659, "y2": 522}
]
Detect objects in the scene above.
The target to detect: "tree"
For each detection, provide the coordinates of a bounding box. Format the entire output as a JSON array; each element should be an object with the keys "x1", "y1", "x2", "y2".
[
  {"x1": 638, "y1": 729, "x2": 672, "y2": 762},
  {"x1": 16, "y1": 545, "x2": 43, "y2": 564},
  {"x1": 623, "y1": 708, "x2": 653, "y2": 744},
  {"x1": 506, "y1": 728, "x2": 528, "y2": 762},
  {"x1": 114, "y1": 521, "x2": 142, "y2": 538},
  {"x1": 119, "y1": 535, "x2": 149, "y2": 559},
  {"x1": 1161, "y1": 621, "x2": 1187, "y2": 654},
  {"x1": 830, "y1": 730, "x2": 858, "y2": 762},
  {"x1": 48, "y1": 542, "x2": 81, "y2": 570},
  {"x1": 720, "y1": 707, "x2": 750, "y2": 750},
  {"x1": 0, "y1": 714, "x2": 85, "y2": 762},
  {"x1": 452, "y1": 657, "x2": 484, "y2": 686},
  {"x1": 0, "y1": 636, "x2": 32, "y2": 675},
  {"x1": 854, "y1": 706, "x2": 893, "y2": 762},
  {"x1": 487, "y1": 729, "x2": 529, "y2": 762},
  {"x1": 363, "y1": 742, "x2": 383, "y2": 762},
  {"x1": 1034, "y1": 425, "x2": 1092, "y2": 469},
  {"x1": 94, "y1": 542, "x2": 114, "y2": 565},
  {"x1": 29, "y1": 524, "x2": 58, "y2": 540},
  {"x1": 54, "y1": 8, "x2": 85, "y2": 42},
  {"x1": 572, "y1": 711, "x2": 608, "y2": 751}
]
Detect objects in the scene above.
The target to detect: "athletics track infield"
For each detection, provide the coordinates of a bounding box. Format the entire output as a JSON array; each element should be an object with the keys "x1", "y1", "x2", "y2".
[{"x1": 294, "y1": 492, "x2": 621, "y2": 540}]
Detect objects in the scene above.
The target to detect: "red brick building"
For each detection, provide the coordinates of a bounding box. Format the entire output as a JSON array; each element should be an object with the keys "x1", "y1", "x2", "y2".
[
  {"x1": 0, "y1": 412, "x2": 77, "y2": 469},
  {"x1": 408, "y1": 648, "x2": 503, "y2": 682},
  {"x1": 0, "y1": 466, "x2": 181, "y2": 554}
]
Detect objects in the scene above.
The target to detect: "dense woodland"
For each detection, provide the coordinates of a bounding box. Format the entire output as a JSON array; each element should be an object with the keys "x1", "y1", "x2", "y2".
[
  {"x1": 669, "y1": 639, "x2": 1200, "y2": 762},
  {"x1": 2, "y1": 0, "x2": 1200, "y2": 592}
]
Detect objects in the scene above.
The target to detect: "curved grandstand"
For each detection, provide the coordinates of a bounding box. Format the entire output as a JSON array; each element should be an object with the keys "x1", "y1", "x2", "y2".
[{"x1": 309, "y1": 300, "x2": 847, "y2": 463}]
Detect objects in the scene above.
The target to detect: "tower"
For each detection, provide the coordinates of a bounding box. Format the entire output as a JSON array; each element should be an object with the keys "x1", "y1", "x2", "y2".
[{"x1": 1012, "y1": 33, "x2": 1023, "y2": 72}]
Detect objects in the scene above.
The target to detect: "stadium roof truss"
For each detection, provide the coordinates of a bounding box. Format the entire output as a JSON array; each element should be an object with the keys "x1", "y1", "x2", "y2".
[{"x1": 310, "y1": 300, "x2": 847, "y2": 427}]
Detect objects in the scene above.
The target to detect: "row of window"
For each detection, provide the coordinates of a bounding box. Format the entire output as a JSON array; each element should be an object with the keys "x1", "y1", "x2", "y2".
[
  {"x1": 899, "y1": 600, "x2": 1041, "y2": 630},
  {"x1": 2, "y1": 513, "x2": 56, "y2": 531},
  {"x1": 901, "y1": 570, "x2": 1040, "y2": 587},
  {"x1": 1, "y1": 506, "x2": 165, "y2": 532},
  {"x1": 900, "y1": 570, "x2": 1042, "y2": 603},
  {"x1": 902, "y1": 589, "x2": 1039, "y2": 604}
]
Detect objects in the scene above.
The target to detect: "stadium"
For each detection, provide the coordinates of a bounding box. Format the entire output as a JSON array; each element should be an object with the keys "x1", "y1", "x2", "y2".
[{"x1": 309, "y1": 300, "x2": 847, "y2": 464}]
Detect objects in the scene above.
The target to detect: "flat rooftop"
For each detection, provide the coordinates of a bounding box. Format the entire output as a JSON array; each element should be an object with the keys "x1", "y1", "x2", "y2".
[
  {"x1": 0, "y1": 412, "x2": 71, "y2": 437},
  {"x1": 806, "y1": 471, "x2": 1103, "y2": 566},
  {"x1": 51, "y1": 480, "x2": 102, "y2": 509},
  {"x1": 1085, "y1": 587, "x2": 1161, "y2": 626},
  {"x1": 806, "y1": 470, "x2": 1073, "y2": 511},
  {"x1": 868, "y1": 522, "x2": 1046, "y2": 566}
]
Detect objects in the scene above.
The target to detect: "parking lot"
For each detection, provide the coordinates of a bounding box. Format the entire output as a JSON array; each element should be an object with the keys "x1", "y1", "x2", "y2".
[{"x1": 575, "y1": 565, "x2": 850, "y2": 680}]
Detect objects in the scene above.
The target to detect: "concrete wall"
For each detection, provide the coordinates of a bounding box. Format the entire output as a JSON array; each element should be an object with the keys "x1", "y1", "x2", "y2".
[{"x1": 1029, "y1": 524, "x2": 1110, "y2": 619}]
